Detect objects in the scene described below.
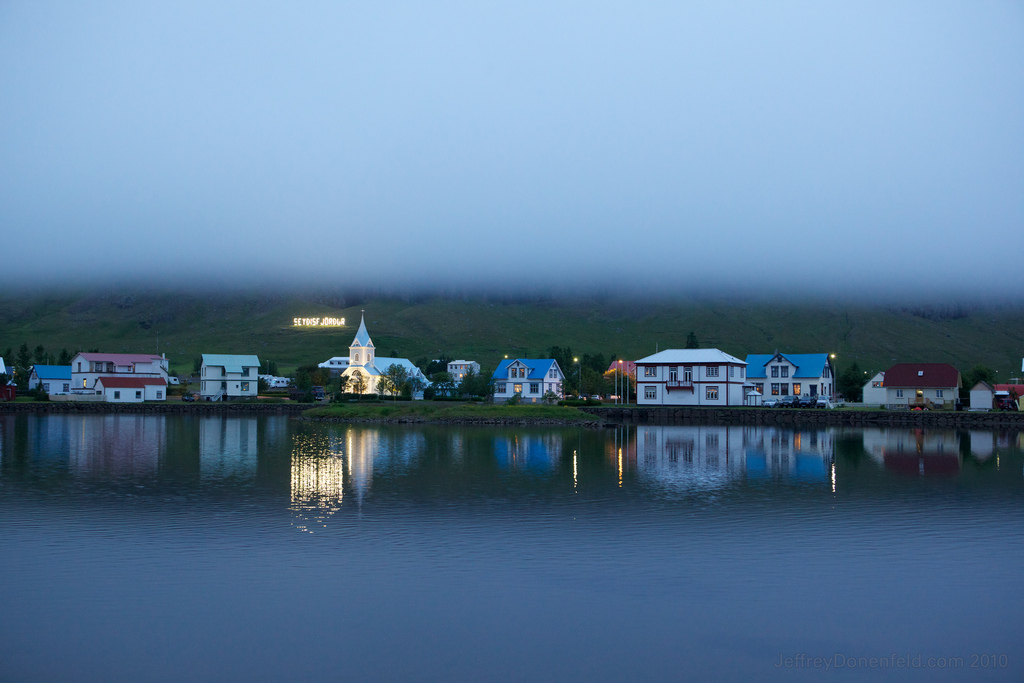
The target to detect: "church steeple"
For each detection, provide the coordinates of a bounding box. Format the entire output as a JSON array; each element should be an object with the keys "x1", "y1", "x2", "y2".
[{"x1": 349, "y1": 311, "x2": 374, "y2": 367}]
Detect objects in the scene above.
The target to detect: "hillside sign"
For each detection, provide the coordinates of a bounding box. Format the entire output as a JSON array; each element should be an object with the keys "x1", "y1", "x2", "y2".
[{"x1": 293, "y1": 317, "x2": 346, "y2": 327}]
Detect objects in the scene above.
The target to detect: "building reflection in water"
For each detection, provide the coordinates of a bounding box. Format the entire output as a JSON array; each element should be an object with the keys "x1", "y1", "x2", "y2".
[
  {"x1": 199, "y1": 417, "x2": 258, "y2": 480},
  {"x1": 493, "y1": 433, "x2": 563, "y2": 472},
  {"x1": 289, "y1": 427, "x2": 425, "y2": 530},
  {"x1": 68, "y1": 414, "x2": 167, "y2": 478},
  {"x1": 862, "y1": 428, "x2": 961, "y2": 476},
  {"x1": 630, "y1": 425, "x2": 835, "y2": 488}
]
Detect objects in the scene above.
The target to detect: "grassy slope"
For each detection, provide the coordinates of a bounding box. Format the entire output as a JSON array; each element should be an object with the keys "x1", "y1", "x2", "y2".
[{"x1": 1, "y1": 289, "x2": 1022, "y2": 378}]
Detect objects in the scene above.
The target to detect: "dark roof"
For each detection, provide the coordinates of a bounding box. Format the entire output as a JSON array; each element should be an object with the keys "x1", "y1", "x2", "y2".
[
  {"x1": 492, "y1": 359, "x2": 559, "y2": 381},
  {"x1": 882, "y1": 363, "x2": 960, "y2": 388},
  {"x1": 744, "y1": 353, "x2": 831, "y2": 380}
]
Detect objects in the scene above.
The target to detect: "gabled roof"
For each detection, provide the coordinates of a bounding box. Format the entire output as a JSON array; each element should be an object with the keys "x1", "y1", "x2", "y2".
[
  {"x1": 77, "y1": 352, "x2": 163, "y2": 364},
  {"x1": 202, "y1": 354, "x2": 261, "y2": 374},
  {"x1": 0, "y1": 358, "x2": 10, "y2": 375},
  {"x1": 95, "y1": 377, "x2": 167, "y2": 389},
  {"x1": 744, "y1": 353, "x2": 831, "y2": 379},
  {"x1": 993, "y1": 384, "x2": 1024, "y2": 396},
  {"x1": 32, "y1": 365, "x2": 72, "y2": 380},
  {"x1": 492, "y1": 359, "x2": 561, "y2": 380},
  {"x1": 883, "y1": 363, "x2": 960, "y2": 388},
  {"x1": 606, "y1": 360, "x2": 637, "y2": 375},
  {"x1": 970, "y1": 381, "x2": 994, "y2": 392},
  {"x1": 350, "y1": 313, "x2": 374, "y2": 348},
  {"x1": 636, "y1": 349, "x2": 745, "y2": 365}
]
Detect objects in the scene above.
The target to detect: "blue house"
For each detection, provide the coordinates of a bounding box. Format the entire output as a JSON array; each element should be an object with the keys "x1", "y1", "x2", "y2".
[
  {"x1": 28, "y1": 365, "x2": 73, "y2": 397},
  {"x1": 492, "y1": 359, "x2": 565, "y2": 403},
  {"x1": 744, "y1": 352, "x2": 835, "y2": 399}
]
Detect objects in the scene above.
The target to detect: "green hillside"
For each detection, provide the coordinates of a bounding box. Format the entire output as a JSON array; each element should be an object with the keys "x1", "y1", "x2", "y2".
[{"x1": 1, "y1": 289, "x2": 1022, "y2": 380}]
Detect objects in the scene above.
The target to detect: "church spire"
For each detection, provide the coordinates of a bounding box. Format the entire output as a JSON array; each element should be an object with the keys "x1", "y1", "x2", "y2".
[{"x1": 351, "y1": 310, "x2": 374, "y2": 349}]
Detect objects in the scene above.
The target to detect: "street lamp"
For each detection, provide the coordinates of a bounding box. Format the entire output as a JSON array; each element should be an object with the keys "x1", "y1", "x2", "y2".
[
  {"x1": 618, "y1": 359, "x2": 623, "y2": 405},
  {"x1": 574, "y1": 358, "x2": 581, "y2": 398}
]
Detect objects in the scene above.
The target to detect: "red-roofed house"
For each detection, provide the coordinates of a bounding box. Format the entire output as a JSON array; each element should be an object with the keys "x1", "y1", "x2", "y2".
[
  {"x1": 883, "y1": 363, "x2": 960, "y2": 410},
  {"x1": 993, "y1": 384, "x2": 1024, "y2": 411},
  {"x1": 94, "y1": 376, "x2": 168, "y2": 403},
  {"x1": 70, "y1": 352, "x2": 169, "y2": 395}
]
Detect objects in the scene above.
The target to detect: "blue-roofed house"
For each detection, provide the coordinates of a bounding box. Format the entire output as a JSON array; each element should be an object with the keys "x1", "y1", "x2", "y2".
[
  {"x1": 200, "y1": 354, "x2": 261, "y2": 400},
  {"x1": 744, "y1": 352, "x2": 835, "y2": 400},
  {"x1": 28, "y1": 365, "x2": 73, "y2": 397},
  {"x1": 492, "y1": 359, "x2": 565, "y2": 403},
  {"x1": 339, "y1": 313, "x2": 430, "y2": 398}
]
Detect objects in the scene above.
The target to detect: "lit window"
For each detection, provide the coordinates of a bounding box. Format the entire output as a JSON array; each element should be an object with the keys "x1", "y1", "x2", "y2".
[
  {"x1": 644, "y1": 386, "x2": 656, "y2": 399},
  {"x1": 771, "y1": 383, "x2": 779, "y2": 396},
  {"x1": 706, "y1": 386, "x2": 718, "y2": 400},
  {"x1": 513, "y1": 384, "x2": 523, "y2": 394},
  {"x1": 241, "y1": 382, "x2": 249, "y2": 392},
  {"x1": 644, "y1": 366, "x2": 656, "y2": 377},
  {"x1": 793, "y1": 383, "x2": 801, "y2": 396},
  {"x1": 755, "y1": 383, "x2": 763, "y2": 393}
]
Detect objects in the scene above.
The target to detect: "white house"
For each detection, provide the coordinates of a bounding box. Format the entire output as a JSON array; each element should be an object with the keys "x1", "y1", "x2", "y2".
[
  {"x1": 94, "y1": 376, "x2": 167, "y2": 403},
  {"x1": 447, "y1": 360, "x2": 480, "y2": 383},
  {"x1": 28, "y1": 365, "x2": 72, "y2": 397},
  {"x1": 862, "y1": 371, "x2": 886, "y2": 406},
  {"x1": 635, "y1": 349, "x2": 747, "y2": 406},
  {"x1": 317, "y1": 356, "x2": 350, "y2": 376},
  {"x1": 492, "y1": 359, "x2": 564, "y2": 403},
  {"x1": 969, "y1": 381, "x2": 994, "y2": 412},
  {"x1": 340, "y1": 314, "x2": 429, "y2": 398},
  {"x1": 744, "y1": 352, "x2": 835, "y2": 400},
  {"x1": 70, "y1": 352, "x2": 169, "y2": 394},
  {"x1": 200, "y1": 354, "x2": 261, "y2": 400},
  {"x1": 882, "y1": 363, "x2": 960, "y2": 410}
]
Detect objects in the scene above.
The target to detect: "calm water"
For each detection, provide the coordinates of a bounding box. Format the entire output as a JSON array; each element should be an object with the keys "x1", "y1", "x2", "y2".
[{"x1": 1, "y1": 414, "x2": 1022, "y2": 682}]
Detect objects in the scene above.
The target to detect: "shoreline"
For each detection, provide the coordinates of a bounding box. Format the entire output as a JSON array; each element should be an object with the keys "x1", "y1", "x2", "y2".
[{"x1": 1, "y1": 401, "x2": 1022, "y2": 428}]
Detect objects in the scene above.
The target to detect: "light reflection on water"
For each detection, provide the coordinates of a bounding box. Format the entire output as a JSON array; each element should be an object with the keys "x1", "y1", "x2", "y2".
[{"x1": 0, "y1": 414, "x2": 1022, "y2": 682}]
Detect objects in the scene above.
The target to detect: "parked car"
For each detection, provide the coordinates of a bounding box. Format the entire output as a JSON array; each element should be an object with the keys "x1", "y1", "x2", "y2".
[
  {"x1": 181, "y1": 392, "x2": 196, "y2": 402},
  {"x1": 815, "y1": 396, "x2": 834, "y2": 409},
  {"x1": 312, "y1": 386, "x2": 326, "y2": 401},
  {"x1": 167, "y1": 377, "x2": 180, "y2": 385},
  {"x1": 762, "y1": 398, "x2": 779, "y2": 408},
  {"x1": 777, "y1": 395, "x2": 798, "y2": 408},
  {"x1": 797, "y1": 394, "x2": 816, "y2": 408}
]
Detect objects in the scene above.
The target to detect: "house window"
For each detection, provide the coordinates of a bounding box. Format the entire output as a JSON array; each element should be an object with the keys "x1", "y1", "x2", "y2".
[
  {"x1": 156, "y1": 391, "x2": 163, "y2": 399},
  {"x1": 740, "y1": 367, "x2": 745, "y2": 378},
  {"x1": 513, "y1": 383, "x2": 523, "y2": 394},
  {"x1": 872, "y1": 381, "x2": 882, "y2": 388},
  {"x1": 62, "y1": 383, "x2": 69, "y2": 392},
  {"x1": 202, "y1": 367, "x2": 206, "y2": 377},
  {"x1": 42, "y1": 383, "x2": 49, "y2": 392},
  {"x1": 135, "y1": 391, "x2": 142, "y2": 399},
  {"x1": 684, "y1": 367, "x2": 692, "y2": 382},
  {"x1": 354, "y1": 353, "x2": 360, "y2": 362},
  {"x1": 114, "y1": 391, "x2": 120, "y2": 399},
  {"x1": 645, "y1": 386, "x2": 656, "y2": 400},
  {"x1": 771, "y1": 383, "x2": 779, "y2": 396},
  {"x1": 793, "y1": 383, "x2": 801, "y2": 396},
  {"x1": 221, "y1": 367, "x2": 226, "y2": 377},
  {"x1": 530, "y1": 383, "x2": 539, "y2": 393},
  {"x1": 669, "y1": 367, "x2": 678, "y2": 381},
  {"x1": 896, "y1": 389, "x2": 903, "y2": 398},
  {"x1": 707, "y1": 366, "x2": 719, "y2": 377},
  {"x1": 781, "y1": 366, "x2": 789, "y2": 378},
  {"x1": 729, "y1": 366, "x2": 734, "y2": 378},
  {"x1": 936, "y1": 389, "x2": 944, "y2": 398},
  {"x1": 755, "y1": 383, "x2": 764, "y2": 393},
  {"x1": 82, "y1": 379, "x2": 87, "y2": 388},
  {"x1": 221, "y1": 382, "x2": 227, "y2": 391},
  {"x1": 706, "y1": 386, "x2": 719, "y2": 400},
  {"x1": 781, "y1": 384, "x2": 789, "y2": 395},
  {"x1": 241, "y1": 382, "x2": 250, "y2": 392},
  {"x1": 77, "y1": 362, "x2": 81, "y2": 371},
  {"x1": 496, "y1": 383, "x2": 506, "y2": 393},
  {"x1": 644, "y1": 366, "x2": 656, "y2": 377},
  {"x1": 242, "y1": 368, "x2": 250, "y2": 377},
  {"x1": 771, "y1": 366, "x2": 779, "y2": 378}
]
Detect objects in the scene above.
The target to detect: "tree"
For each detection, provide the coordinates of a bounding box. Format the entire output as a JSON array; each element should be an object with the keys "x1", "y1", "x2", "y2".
[
  {"x1": 836, "y1": 362, "x2": 864, "y2": 402},
  {"x1": 33, "y1": 345, "x2": 47, "y2": 364},
  {"x1": 16, "y1": 343, "x2": 31, "y2": 371},
  {"x1": 192, "y1": 356, "x2": 202, "y2": 375},
  {"x1": 432, "y1": 371, "x2": 456, "y2": 398},
  {"x1": 261, "y1": 359, "x2": 279, "y2": 376},
  {"x1": 685, "y1": 331, "x2": 699, "y2": 349},
  {"x1": 381, "y1": 363, "x2": 409, "y2": 401},
  {"x1": 58, "y1": 348, "x2": 72, "y2": 365},
  {"x1": 336, "y1": 374, "x2": 350, "y2": 394},
  {"x1": 961, "y1": 364, "x2": 996, "y2": 400},
  {"x1": 351, "y1": 371, "x2": 368, "y2": 395}
]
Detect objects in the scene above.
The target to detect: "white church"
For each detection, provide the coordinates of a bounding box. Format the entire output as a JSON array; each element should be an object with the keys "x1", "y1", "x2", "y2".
[{"x1": 321, "y1": 313, "x2": 430, "y2": 399}]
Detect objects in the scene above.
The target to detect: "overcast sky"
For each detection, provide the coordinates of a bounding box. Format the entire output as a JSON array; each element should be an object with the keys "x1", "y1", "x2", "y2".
[{"x1": 1, "y1": 1, "x2": 1021, "y2": 295}]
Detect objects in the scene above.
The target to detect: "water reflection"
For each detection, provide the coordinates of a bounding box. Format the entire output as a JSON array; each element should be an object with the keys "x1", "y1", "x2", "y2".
[
  {"x1": 630, "y1": 425, "x2": 836, "y2": 489},
  {"x1": 493, "y1": 432, "x2": 563, "y2": 472},
  {"x1": 69, "y1": 414, "x2": 168, "y2": 478},
  {"x1": 862, "y1": 428, "x2": 961, "y2": 476},
  {"x1": 200, "y1": 416, "x2": 258, "y2": 479}
]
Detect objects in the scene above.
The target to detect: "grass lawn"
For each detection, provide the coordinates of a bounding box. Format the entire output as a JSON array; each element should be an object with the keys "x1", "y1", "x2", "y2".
[{"x1": 304, "y1": 402, "x2": 601, "y2": 423}]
